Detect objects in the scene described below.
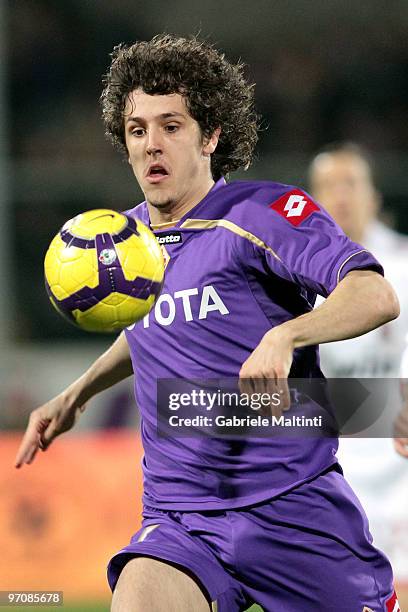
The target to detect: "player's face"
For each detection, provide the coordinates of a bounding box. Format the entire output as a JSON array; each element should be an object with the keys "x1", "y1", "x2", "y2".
[
  {"x1": 310, "y1": 153, "x2": 378, "y2": 241},
  {"x1": 124, "y1": 89, "x2": 218, "y2": 214}
]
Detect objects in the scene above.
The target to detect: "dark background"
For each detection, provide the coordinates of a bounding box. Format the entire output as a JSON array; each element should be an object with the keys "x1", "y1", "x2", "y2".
[{"x1": 4, "y1": 0, "x2": 408, "y2": 339}]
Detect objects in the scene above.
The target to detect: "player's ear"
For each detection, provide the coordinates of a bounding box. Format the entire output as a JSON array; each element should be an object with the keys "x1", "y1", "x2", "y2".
[{"x1": 202, "y1": 127, "x2": 221, "y2": 156}]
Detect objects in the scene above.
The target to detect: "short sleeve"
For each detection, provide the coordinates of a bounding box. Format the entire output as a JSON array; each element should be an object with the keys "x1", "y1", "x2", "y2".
[{"x1": 239, "y1": 187, "x2": 383, "y2": 298}]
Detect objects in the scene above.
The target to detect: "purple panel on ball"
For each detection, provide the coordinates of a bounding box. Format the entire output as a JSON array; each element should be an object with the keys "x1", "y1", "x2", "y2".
[
  {"x1": 60, "y1": 230, "x2": 95, "y2": 249},
  {"x1": 60, "y1": 215, "x2": 139, "y2": 248},
  {"x1": 53, "y1": 275, "x2": 163, "y2": 314},
  {"x1": 113, "y1": 215, "x2": 140, "y2": 243}
]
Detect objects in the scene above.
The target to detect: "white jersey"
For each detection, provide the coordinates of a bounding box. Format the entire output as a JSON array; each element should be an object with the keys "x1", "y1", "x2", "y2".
[
  {"x1": 318, "y1": 220, "x2": 408, "y2": 579},
  {"x1": 319, "y1": 221, "x2": 408, "y2": 378}
]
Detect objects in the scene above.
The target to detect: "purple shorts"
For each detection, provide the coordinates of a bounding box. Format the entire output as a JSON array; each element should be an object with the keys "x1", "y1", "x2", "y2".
[{"x1": 108, "y1": 467, "x2": 397, "y2": 611}]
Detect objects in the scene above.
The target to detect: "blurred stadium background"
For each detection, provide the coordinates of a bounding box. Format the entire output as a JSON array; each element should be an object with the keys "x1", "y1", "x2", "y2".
[{"x1": 1, "y1": 1, "x2": 408, "y2": 610}]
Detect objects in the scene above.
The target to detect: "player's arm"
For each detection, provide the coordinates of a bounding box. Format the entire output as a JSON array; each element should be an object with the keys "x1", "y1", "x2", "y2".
[
  {"x1": 240, "y1": 269, "x2": 399, "y2": 403},
  {"x1": 15, "y1": 331, "x2": 132, "y2": 468},
  {"x1": 272, "y1": 269, "x2": 399, "y2": 348}
]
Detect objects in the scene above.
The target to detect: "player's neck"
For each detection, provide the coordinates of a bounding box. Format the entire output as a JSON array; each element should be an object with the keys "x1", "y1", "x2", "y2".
[
  {"x1": 350, "y1": 226, "x2": 369, "y2": 246},
  {"x1": 350, "y1": 217, "x2": 376, "y2": 246},
  {"x1": 147, "y1": 176, "x2": 215, "y2": 227}
]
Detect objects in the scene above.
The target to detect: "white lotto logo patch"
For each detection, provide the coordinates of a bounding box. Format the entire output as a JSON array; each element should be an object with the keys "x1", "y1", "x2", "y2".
[
  {"x1": 128, "y1": 285, "x2": 229, "y2": 330},
  {"x1": 284, "y1": 194, "x2": 307, "y2": 217}
]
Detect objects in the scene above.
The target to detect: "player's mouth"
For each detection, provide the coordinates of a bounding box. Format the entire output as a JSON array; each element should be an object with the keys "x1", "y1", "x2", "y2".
[{"x1": 146, "y1": 164, "x2": 170, "y2": 184}]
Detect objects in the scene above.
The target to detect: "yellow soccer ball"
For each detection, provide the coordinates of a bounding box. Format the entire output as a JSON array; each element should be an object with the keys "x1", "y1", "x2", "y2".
[{"x1": 44, "y1": 209, "x2": 164, "y2": 332}]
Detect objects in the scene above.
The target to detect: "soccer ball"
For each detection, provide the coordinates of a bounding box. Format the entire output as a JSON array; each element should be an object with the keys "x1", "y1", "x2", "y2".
[{"x1": 44, "y1": 209, "x2": 164, "y2": 332}]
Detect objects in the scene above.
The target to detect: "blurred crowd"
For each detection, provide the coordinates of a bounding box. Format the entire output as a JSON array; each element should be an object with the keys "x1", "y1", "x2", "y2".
[{"x1": 9, "y1": 1, "x2": 408, "y2": 159}]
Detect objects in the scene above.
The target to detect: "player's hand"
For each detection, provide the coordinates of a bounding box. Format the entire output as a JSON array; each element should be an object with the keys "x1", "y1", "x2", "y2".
[
  {"x1": 14, "y1": 393, "x2": 87, "y2": 468},
  {"x1": 393, "y1": 406, "x2": 408, "y2": 458},
  {"x1": 239, "y1": 326, "x2": 293, "y2": 417}
]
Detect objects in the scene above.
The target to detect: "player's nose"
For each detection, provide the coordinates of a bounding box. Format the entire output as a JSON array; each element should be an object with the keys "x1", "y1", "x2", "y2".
[{"x1": 146, "y1": 128, "x2": 163, "y2": 156}]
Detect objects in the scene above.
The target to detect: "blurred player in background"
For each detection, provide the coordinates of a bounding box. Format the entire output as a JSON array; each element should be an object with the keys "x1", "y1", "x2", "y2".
[
  {"x1": 309, "y1": 142, "x2": 408, "y2": 377},
  {"x1": 15, "y1": 37, "x2": 401, "y2": 611},
  {"x1": 309, "y1": 142, "x2": 408, "y2": 579}
]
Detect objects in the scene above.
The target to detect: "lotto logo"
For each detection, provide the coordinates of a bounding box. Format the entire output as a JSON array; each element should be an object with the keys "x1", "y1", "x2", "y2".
[
  {"x1": 270, "y1": 189, "x2": 319, "y2": 226},
  {"x1": 284, "y1": 194, "x2": 307, "y2": 217},
  {"x1": 156, "y1": 231, "x2": 182, "y2": 245}
]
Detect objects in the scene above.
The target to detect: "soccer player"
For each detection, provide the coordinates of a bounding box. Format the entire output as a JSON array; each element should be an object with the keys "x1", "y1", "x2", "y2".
[
  {"x1": 309, "y1": 143, "x2": 408, "y2": 381},
  {"x1": 309, "y1": 142, "x2": 408, "y2": 585},
  {"x1": 16, "y1": 36, "x2": 401, "y2": 611}
]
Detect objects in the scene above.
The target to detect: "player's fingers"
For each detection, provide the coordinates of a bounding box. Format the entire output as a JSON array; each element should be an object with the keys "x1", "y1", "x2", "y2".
[
  {"x1": 394, "y1": 412, "x2": 408, "y2": 437},
  {"x1": 279, "y1": 378, "x2": 291, "y2": 412},
  {"x1": 41, "y1": 421, "x2": 61, "y2": 449},
  {"x1": 25, "y1": 444, "x2": 41, "y2": 464},
  {"x1": 15, "y1": 438, "x2": 38, "y2": 468},
  {"x1": 238, "y1": 374, "x2": 254, "y2": 398},
  {"x1": 14, "y1": 416, "x2": 50, "y2": 468},
  {"x1": 393, "y1": 439, "x2": 407, "y2": 457},
  {"x1": 393, "y1": 438, "x2": 408, "y2": 456},
  {"x1": 42, "y1": 405, "x2": 83, "y2": 450},
  {"x1": 393, "y1": 438, "x2": 408, "y2": 458},
  {"x1": 266, "y1": 377, "x2": 282, "y2": 419},
  {"x1": 264, "y1": 375, "x2": 290, "y2": 418},
  {"x1": 255, "y1": 377, "x2": 271, "y2": 417}
]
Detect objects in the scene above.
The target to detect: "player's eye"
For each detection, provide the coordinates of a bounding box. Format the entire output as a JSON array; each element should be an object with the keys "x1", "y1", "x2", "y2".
[
  {"x1": 131, "y1": 127, "x2": 145, "y2": 137},
  {"x1": 164, "y1": 124, "x2": 179, "y2": 133}
]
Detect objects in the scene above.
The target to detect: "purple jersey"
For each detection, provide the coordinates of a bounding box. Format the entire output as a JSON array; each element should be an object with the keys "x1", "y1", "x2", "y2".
[{"x1": 125, "y1": 178, "x2": 382, "y2": 510}]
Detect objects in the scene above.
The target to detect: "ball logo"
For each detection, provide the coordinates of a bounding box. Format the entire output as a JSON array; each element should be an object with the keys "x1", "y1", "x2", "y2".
[
  {"x1": 98, "y1": 249, "x2": 117, "y2": 265},
  {"x1": 270, "y1": 189, "x2": 320, "y2": 226}
]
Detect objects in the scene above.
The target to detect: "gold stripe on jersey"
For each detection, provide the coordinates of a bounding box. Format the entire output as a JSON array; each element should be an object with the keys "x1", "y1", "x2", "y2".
[
  {"x1": 180, "y1": 219, "x2": 281, "y2": 262},
  {"x1": 336, "y1": 249, "x2": 368, "y2": 284},
  {"x1": 211, "y1": 601, "x2": 218, "y2": 612},
  {"x1": 159, "y1": 244, "x2": 171, "y2": 269},
  {"x1": 150, "y1": 220, "x2": 181, "y2": 230}
]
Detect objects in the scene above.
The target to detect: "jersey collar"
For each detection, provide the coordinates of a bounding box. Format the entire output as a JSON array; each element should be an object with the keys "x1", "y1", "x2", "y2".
[{"x1": 142, "y1": 176, "x2": 227, "y2": 230}]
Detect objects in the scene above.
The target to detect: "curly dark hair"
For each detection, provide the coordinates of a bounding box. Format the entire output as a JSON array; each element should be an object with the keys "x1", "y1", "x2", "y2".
[{"x1": 100, "y1": 34, "x2": 259, "y2": 180}]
